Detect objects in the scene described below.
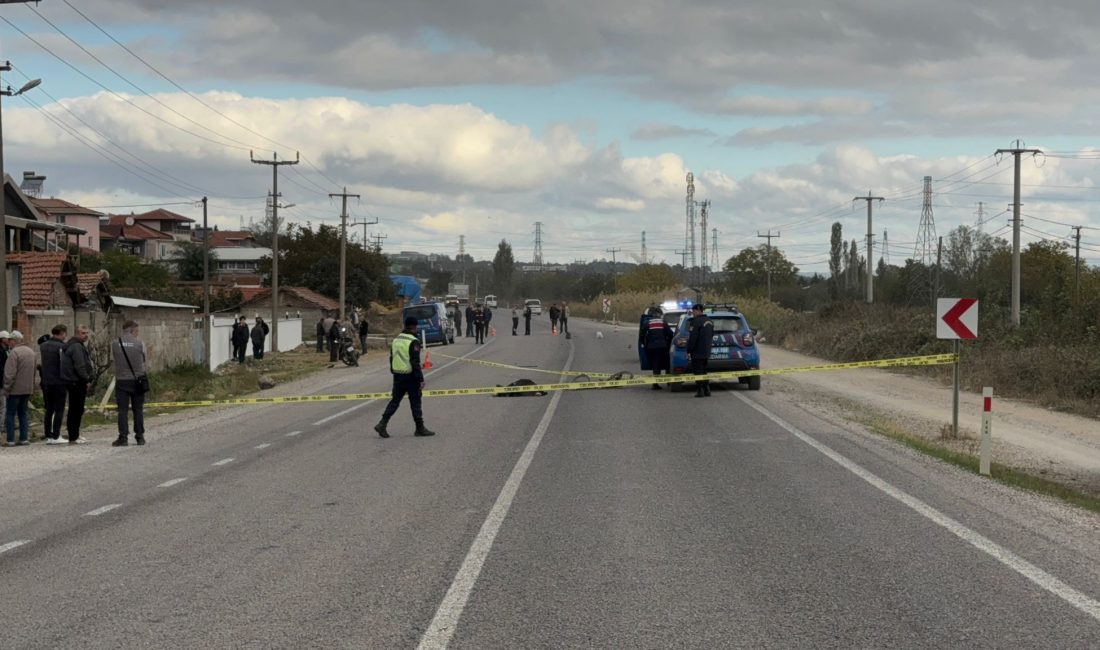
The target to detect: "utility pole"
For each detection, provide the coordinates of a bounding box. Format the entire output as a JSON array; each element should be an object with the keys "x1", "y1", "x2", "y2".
[
  {"x1": 329, "y1": 187, "x2": 361, "y2": 320},
  {"x1": 369, "y1": 233, "x2": 388, "y2": 253},
  {"x1": 352, "y1": 218, "x2": 377, "y2": 250},
  {"x1": 605, "y1": 247, "x2": 622, "y2": 276},
  {"x1": 1072, "y1": 226, "x2": 1082, "y2": 316},
  {"x1": 640, "y1": 231, "x2": 647, "y2": 265},
  {"x1": 995, "y1": 141, "x2": 1041, "y2": 327},
  {"x1": 201, "y1": 196, "x2": 210, "y2": 369},
  {"x1": 853, "y1": 192, "x2": 884, "y2": 304},
  {"x1": 250, "y1": 150, "x2": 299, "y2": 356},
  {"x1": 711, "y1": 228, "x2": 718, "y2": 272},
  {"x1": 675, "y1": 249, "x2": 688, "y2": 271},
  {"x1": 757, "y1": 230, "x2": 780, "y2": 301}
]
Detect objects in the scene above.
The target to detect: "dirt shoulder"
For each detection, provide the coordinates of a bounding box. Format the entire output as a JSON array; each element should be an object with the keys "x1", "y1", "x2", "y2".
[{"x1": 760, "y1": 344, "x2": 1100, "y2": 498}]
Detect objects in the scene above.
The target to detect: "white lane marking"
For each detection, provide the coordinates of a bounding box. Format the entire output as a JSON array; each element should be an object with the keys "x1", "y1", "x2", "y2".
[
  {"x1": 212, "y1": 458, "x2": 235, "y2": 466},
  {"x1": 286, "y1": 431, "x2": 302, "y2": 437},
  {"x1": 311, "y1": 339, "x2": 494, "y2": 427},
  {"x1": 84, "y1": 504, "x2": 122, "y2": 517},
  {"x1": 158, "y1": 478, "x2": 188, "y2": 488},
  {"x1": 733, "y1": 393, "x2": 1100, "y2": 624},
  {"x1": 313, "y1": 400, "x2": 373, "y2": 426},
  {"x1": 0, "y1": 540, "x2": 31, "y2": 555},
  {"x1": 418, "y1": 341, "x2": 575, "y2": 650},
  {"x1": 255, "y1": 443, "x2": 272, "y2": 449}
]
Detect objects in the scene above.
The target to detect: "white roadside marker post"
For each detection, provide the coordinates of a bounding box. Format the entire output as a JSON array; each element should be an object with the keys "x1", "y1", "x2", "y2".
[{"x1": 980, "y1": 387, "x2": 993, "y2": 476}]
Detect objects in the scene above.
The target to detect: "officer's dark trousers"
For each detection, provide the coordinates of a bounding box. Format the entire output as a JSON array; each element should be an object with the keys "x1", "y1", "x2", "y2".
[
  {"x1": 475, "y1": 323, "x2": 485, "y2": 344},
  {"x1": 382, "y1": 375, "x2": 422, "y2": 421},
  {"x1": 646, "y1": 348, "x2": 666, "y2": 376},
  {"x1": 466, "y1": 322, "x2": 474, "y2": 337},
  {"x1": 691, "y1": 358, "x2": 709, "y2": 390},
  {"x1": 524, "y1": 318, "x2": 531, "y2": 335},
  {"x1": 512, "y1": 317, "x2": 519, "y2": 335},
  {"x1": 42, "y1": 383, "x2": 67, "y2": 439},
  {"x1": 65, "y1": 382, "x2": 87, "y2": 441}
]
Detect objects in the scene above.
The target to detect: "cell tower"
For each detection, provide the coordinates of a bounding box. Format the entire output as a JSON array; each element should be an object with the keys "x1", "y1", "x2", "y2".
[
  {"x1": 686, "y1": 173, "x2": 696, "y2": 271},
  {"x1": 458, "y1": 235, "x2": 466, "y2": 259},
  {"x1": 533, "y1": 222, "x2": 544, "y2": 266},
  {"x1": 711, "y1": 228, "x2": 719, "y2": 270},
  {"x1": 975, "y1": 201, "x2": 985, "y2": 234},
  {"x1": 641, "y1": 231, "x2": 648, "y2": 265},
  {"x1": 699, "y1": 199, "x2": 710, "y2": 274},
  {"x1": 910, "y1": 176, "x2": 938, "y2": 305}
]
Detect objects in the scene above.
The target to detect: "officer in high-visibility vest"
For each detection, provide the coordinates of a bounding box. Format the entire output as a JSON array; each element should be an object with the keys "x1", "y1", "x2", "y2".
[{"x1": 374, "y1": 316, "x2": 436, "y2": 438}]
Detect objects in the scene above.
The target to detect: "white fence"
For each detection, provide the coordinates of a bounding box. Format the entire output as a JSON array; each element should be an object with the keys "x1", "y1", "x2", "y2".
[{"x1": 200, "y1": 317, "x2": 304, "y2": 370}]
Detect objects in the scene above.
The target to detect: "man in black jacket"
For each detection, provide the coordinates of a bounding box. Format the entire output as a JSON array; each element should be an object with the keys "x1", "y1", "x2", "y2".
[
  {"x1": 39, "y1": 324, "x2": 68, "y2": 443},
  {"x1": 358, "y1": 317, "x2": 369, "y2": 354},
  {"x1": 640, "y1": 309, "x2": 673, "y2": 390},
  {"x1": 464, "y1": 304, "x2": 475, "y2": 338},
  {"x1": 60, "y1": 325, "x2": 93, "y2": 443},
  {"x1": 231, "y1": 316, "x2": 249, "y2": 364},
  {"x1": 685, "y1": 304, "x2": 714, "y2": 397}
]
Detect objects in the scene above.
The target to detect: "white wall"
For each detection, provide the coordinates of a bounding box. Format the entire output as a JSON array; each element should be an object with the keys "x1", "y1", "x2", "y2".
[{"x1": 206, "y1": 317, "x2": 303, "y2": 370}]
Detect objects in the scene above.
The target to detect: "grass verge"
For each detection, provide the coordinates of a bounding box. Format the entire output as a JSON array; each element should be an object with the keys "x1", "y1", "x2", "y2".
[{"x1": 854, "y1": 412, "x2": 1100, "y2": 515}]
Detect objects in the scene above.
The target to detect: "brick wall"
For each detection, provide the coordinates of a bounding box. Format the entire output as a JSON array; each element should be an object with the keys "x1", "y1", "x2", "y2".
[{"x1": 111, "y1": 306, "x2": 195, "y2": 372}]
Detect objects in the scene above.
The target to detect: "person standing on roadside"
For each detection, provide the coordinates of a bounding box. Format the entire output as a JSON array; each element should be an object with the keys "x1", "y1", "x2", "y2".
[
  {"x1": 358, "y1": 316, "x2": 370, "y2": 354},
  {"x1": 464, "y1": 304, "x2": 475, "y2": 338},
  {"x1": 473, "y1": 303, "x2": 486, "y2": 344},
  {"x1": 451, "y1": 306, "x2": 462, "y2": 339},
  {"x1": 641, "y1": 308, "x2": 674, "y2": 390},
  {"x1": 315, "y1": 317, "x2": 325, "y2": 353},
  {"x1": 560, "y1": 302, "x2": 570, "y2": 335},
  {"x1": 523, "y1": 304, "x2": 532, "y2": 335},
  {"x1": 251, "y1": 316, "x2": 269, "y2": 360},
  {"x1": 511, "y1": 307, "x2": 519, "y2": 335},
  {"x1": 39, "y1": 325, "x2": 69, "y2": 443},
  {"x1": 548, "y1": 303, "x2": 561, "y2": 334},
  {"x1": 112, "y1": 320, "x2": 148, "y2": 446},
  {"x1": 0, "y1": 331, "x2": 10, "y2": 438},
  {"x1": 686, "y1": 304, "x2": 714, "y2": 398},
  {"x1": 3, "y1": 331, "x2": 35, "y2": 446},
  {"x1": 232, "y1": 316, "x2": 249, "y2": 364},
  {"x1": 484, "y1": 304, "x2": 493, "y2": 336},
  {"x1": 373, "y1": 316, "x2": 436, "y2": 438},
  {"x1": 322, "y1": 313, "x2": 336, "y2": 352},
  {"x1": 60, "y1": 324, "x2": 93, "y2": 444}
]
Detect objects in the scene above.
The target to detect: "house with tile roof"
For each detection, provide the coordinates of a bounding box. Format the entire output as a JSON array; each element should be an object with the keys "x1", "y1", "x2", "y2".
[
  {"x1": 5, "y1": 252, "x2": 113, "y2": 344},
  {"x1": 100, "y1": 215, "x2": 178, "y2": 262},
  {"x1": 127, "y1": 208, "x2": 195, "y2": 242},
  {"x1": 30, "y1": 197, "x2": 104, "y2": 252},
  {"x1": 237, "y1": 286, "x2": 340, "y2": 341}
]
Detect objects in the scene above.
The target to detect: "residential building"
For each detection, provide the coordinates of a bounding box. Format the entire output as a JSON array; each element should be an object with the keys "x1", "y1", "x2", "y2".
[
  {"x1": 237, "y1": 286, "x2": 339, "y2": 341},
  {"x1": 100, "y1": 215, "x2": 177, "y2": 261},
  {"x1": 127, "y1": 208, "x2": 195, "y2": 241},
  {"x1": 30, "y1": 197, "x2": 104, "y2": 253}
]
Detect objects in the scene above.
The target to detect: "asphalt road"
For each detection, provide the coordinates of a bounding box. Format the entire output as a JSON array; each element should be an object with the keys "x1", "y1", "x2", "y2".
[{"x1": 1, "y1": 316, "x2": 1098, "y2": 649}]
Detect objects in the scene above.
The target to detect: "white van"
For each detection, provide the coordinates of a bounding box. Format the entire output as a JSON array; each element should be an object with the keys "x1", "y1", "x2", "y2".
[
  {"x1": 524, "y1": 298, "x2": 542, "y2": 315},
  {"x1": 484, "y1": 294, "x2": 498, "y2": 308}
]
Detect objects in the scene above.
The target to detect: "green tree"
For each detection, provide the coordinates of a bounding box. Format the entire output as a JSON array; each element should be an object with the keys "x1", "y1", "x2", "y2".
[
  {"x1": 427, "y1": 269, "x2": 453, "y2": 295},
  {"x1": 722, "y1": 246, "x2": 798, "y2": 295},
  {"x1": 829, "y1": 222, "x2": 843, "y2": 298},
  {"x1": 615, "y1": 264, "x2": 679, "y2": 292},
  {"x1": 81, "y1": 250, "x2": 172, "y2": 288},
  {"x1": 492, "y1": 239, "x2": 516, "y2": 296},
  {"x1": 171, "y1": 241, "x2": 219, "y2": 281}
]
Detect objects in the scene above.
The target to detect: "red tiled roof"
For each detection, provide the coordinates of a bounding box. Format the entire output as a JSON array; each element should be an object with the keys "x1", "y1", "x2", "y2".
[
  {"x1": 29, "y1": 198, "x2": 104, "y2": 218},
  {"x1": 101, "y1": 217, "x2": 174, "y2": 241},
  {"x1": 7, "y1": 252, "x2": 70, "y2": 310},
  {"x1": 76, "y1": 271, "x2": 108, "y2": 296},
  {"x1": 131, "y1": 208, "x2": 194, "y2": 223},
  {"x1": 238, "y1": 286, "x2": 339, "y2": 310},
  {"x1": 206, "y1": 230, "x2": 255, "y2": 247}
]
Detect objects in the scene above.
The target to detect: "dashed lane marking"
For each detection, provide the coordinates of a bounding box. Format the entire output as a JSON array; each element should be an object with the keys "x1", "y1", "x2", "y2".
[
  {"x1": 286, "y1": 431, "x2": 302, "y2": 437},
  {"x1": 157, "y1": 478, "x2": 188, "y2": 488},
  {"x1": 0, "y1": 540, "x2": 31, "y2": 555},
  {"x1": 733, "y1": 392, "x2": 1100, "y2": 625},
  {"x1": 255, "y1": 443, "x2": 272, "y2": 449},
  {"x1": 212, "y1": 458, "x2": 235, "y2": 466},
  {"x1": 313, "y1": 400, "x2": 372, "y2": 426},
  {"x1": 84, "y1": 504, "x2": 122, "y2": 517}
]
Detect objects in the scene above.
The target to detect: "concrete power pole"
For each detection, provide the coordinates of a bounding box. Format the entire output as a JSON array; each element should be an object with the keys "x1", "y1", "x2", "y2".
[
  {"x1": 352, "y1": 218, "x2": 377, "y2": 250},
  {"x1": 853, "y1": 192, "x2": 884, "y2": 304},
  {"x1": 757, "y1": 230, "x2": 780, "y2": 301},
  {"x1": 250, "y1": 150, "x2": 299, "y2": 356},
  {"x1": 1072, "y1": 226, "x2": 1082, "y2": 316},
  {"x1": 995, "y1": 142, "x2": 1041, "y2": 327},
  {"x1": 329, "y1": 187, "x2": 361, "y2": 320},
  {"x1": 641, "y1": 231, "x2": 647, "y2": 265},
  {"x1": 201, "y1": 197, "x2": 210, "y2": 369},
  {"x1": 606, "y1": 247, "x2": 622, "y2": 276}
]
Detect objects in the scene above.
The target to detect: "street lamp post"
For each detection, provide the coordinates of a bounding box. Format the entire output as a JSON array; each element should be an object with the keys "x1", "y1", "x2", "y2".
[{"x1": 0, "y1": 61, "x2": 42, "y2": 330}]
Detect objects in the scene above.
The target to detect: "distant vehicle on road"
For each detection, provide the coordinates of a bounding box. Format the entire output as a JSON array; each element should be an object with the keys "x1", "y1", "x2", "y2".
[
  {"x1": 445, "y1": 294, "x2": 459, "y2": 309},
  {"x1": 401, "y1": 302, "x2": 455, "y2": 345},
  {"x1": 524, "y1": 298, "x2": 543, "y2": 315},
  {"x1": 669, "y1": 304, "x2": 761, "y2": 390},
  {"x1": 483, "y1": 294, "x2": 498, "y2": 308}
]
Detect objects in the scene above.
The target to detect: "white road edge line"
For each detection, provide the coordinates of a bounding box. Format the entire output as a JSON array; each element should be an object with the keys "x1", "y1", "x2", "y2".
[
  {"x1": 311, "y1": 339, "x2": 494, "y2": 427},
  {"x1": 84, "y1": 504, "x2": 122, "y2": 517},
  {"x1": 733, "y1": 392, "x2": 1100, "y2": 624},
  {"x1": 0, "y1": 540, "x2": 31, "y2": 555},
  {"x1": 255, "y1": 443, "x2": 272, "y2": 449},
  {"x1": 286, "y1": 431, "x2": 302, "y2": 437},
  {"x1": 212, "y1": 458, "x2": 235, "y2": 466},
  {"x1": 158, "y1": 478, "x2": 188, "y2": 488},
  {"x1": 417, "y1": 340, "x2": 575, "y2": 650}
]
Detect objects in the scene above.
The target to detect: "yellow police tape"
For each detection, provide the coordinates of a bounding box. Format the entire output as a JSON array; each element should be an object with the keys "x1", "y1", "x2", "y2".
[
  {"x1": 430, "y1": 352, "x2": 615, "y2": 378},
  {"x1": 105, "y1": 353, "x2": 958, "y2": 410}
]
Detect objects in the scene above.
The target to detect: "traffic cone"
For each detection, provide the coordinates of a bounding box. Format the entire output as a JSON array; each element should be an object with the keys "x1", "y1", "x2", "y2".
[
  {"x1": 490, "y1": 326, "x2": 497, "y2": 337},
  {"x1": 423, "y1": 349, "x2": 434, "y2": 370},
  {"x1": 552, "y1": 325, "x2": 558, "y2": 336}
]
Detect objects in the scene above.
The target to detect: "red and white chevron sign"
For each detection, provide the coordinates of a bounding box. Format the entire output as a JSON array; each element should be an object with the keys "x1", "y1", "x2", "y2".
[{"x1": 937, "y1": 298, "x2": 979, "y2": 340}]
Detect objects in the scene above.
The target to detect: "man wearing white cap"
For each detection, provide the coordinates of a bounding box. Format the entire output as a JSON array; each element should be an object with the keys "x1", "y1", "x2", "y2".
[{"x1": 3, "y1": 331, "x2": 35, "y2": 446}]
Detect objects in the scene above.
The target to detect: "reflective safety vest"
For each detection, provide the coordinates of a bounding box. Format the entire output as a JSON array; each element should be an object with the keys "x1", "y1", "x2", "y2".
[{"x1": 390, "y1": 332, "x2": 418, "y2": 374}]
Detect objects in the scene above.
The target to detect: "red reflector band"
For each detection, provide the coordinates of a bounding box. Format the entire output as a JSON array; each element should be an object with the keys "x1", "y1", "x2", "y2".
[{"x1": 983, "y1": 397, "x2": 992, "y2": 412}]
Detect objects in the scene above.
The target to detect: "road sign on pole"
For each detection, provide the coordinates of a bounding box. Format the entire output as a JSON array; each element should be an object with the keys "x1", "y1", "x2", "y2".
[{"x1": 937, "y1": 298, "x2": 978, "y2": 339}]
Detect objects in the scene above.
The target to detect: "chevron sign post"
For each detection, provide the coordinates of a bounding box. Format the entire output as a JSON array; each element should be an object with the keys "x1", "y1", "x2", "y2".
[{"x1": 937, "y1": 298, "x2": 979, "y2": 438}]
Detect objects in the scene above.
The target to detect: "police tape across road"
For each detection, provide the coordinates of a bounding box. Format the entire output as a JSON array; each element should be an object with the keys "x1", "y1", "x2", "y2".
[{"x1": 102, "y1": 354, "x2": 959, "y2": 410}]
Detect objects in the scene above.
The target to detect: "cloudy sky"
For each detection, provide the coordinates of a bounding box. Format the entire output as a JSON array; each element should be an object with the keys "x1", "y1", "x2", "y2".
[{"x1": 3, "y1": 0, "x2": 1099, "y2": 268}]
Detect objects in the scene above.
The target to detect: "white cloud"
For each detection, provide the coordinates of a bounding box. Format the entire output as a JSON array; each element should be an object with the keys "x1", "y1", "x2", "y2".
[{"x1": 595, "y1": 197, "x2": 645, "y2": 212}]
